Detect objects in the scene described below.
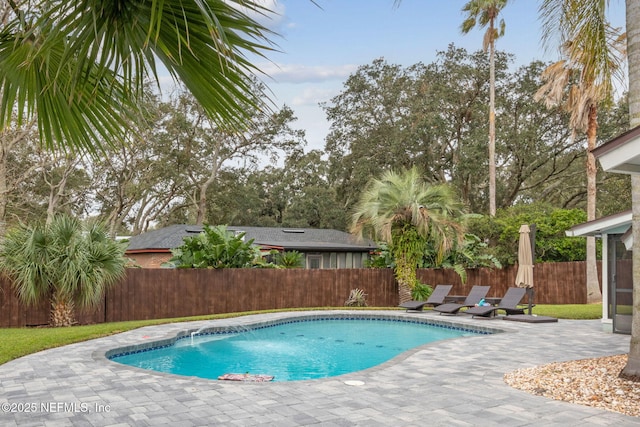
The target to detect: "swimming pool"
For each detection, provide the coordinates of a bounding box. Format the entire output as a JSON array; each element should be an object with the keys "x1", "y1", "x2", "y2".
[{"x1": 109, "y1": 314, "x2": 490, "y2": 382}]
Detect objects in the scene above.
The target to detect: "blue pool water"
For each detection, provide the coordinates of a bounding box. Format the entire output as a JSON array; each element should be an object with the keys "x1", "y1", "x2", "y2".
[{"x1": 111, "y1": 318, "x2": 480, "y2": 382}]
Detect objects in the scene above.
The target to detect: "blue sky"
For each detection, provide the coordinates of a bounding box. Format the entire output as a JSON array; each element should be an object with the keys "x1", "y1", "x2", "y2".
[{"x1": 248, "y1": 0, "x2": 627, "y2": 151}]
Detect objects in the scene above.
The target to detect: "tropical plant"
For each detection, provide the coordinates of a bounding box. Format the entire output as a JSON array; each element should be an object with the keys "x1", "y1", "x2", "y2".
[
  {"x1": 169, "y1": 225, "x2": 261, "y2": 268},
  {"x1": 0, "y1": 215, "x2": 127, "y2": 327},
  {"x1": 537, "y1": 0, "x2": 626, "y2": 303},
  {"x1": 344, "y1": 288, "x2": 368, "y2": 307},
  {"x1": 273, "y1": 251, "x2": 304, "y2": 268},
  {"x1": 0, "y1": 0, "x2": 274, "y2": 155},
  {"x1": 351, "y1": 167, "x2": 466, "y2": 303},
  {"x1": 461, "y1": 0, "x2": 509, "y2": 216},
  {"x1": 411, "y1": 283, "x2": 433, "y2": 302},
  {"x1": 424, "y1": 234, "x2": 502, "y2": 284},
  {"x1": 365, "y1": 243, "x2": 395, "y2": 268},
  {"x1": 367, "y1": 234, "x2": 500, "y2": 284}
]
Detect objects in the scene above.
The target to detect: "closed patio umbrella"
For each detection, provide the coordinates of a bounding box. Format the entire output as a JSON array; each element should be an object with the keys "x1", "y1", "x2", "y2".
[{"x1": 515, "y1": 224, "x2": 534, "y2": 314}]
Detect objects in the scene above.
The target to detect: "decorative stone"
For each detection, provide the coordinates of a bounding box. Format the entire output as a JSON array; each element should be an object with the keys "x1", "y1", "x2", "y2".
[{"x1": 504, "y1": 354, "x2": 640, "y2": 417}]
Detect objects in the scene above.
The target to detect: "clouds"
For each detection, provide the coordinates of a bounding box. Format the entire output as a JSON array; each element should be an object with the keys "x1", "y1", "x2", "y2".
[
  {"x1": 260, "y1": 62, "x2": 358, "y2": 84},
  {"x1": 229, "y1": 0, "x2": 287, "y2": 31},
  {"x1": 258, "y1": 62, "x2": 356, "y2": 109},
  {"x1": 290, "y1": 86, "x2": 338, "y2": 107}
]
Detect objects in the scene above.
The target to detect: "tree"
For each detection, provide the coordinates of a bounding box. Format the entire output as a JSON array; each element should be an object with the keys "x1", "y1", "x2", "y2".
[
  {"x1": 323, "y1": 51, "x2": 609, "y2": 214},
  {"x1": 161, "y1": 86, "x2": 305, "y2": 225},
  {"x1": 204, "y1": 149, "x2": 347, "y2": 230},
  {"x1": 350, "y1": 167, "x2": 466, "y2": 303},
  {"x1": 0, "y1": 119, "x2": 39, "y2": 231},
  {"x1": 0, "y1": 0, "x2": 275, "y2": 154},
  {"x1": 461, "y1": 0, "x2": 508, "y2": 216},
  {"x1": 621, "y1": 0, "x2": 640, "y2": 380},
  {"x1": 497, "y1": 60, "x2": 582, "y2": 208},
  {"x1": 323, "y1": 52, "x2": 495, "y2": 212},
  {"x1": 597, "y1": 94, "x2": 631, "y2": 216},
  {"x1": 89, "y1": 84, "x2": 305, "y2": 234},
  {"x1": 468, "y1": 203, "x2": 590, "y2": 266},
  {"x1": 0, "y1": 215, "x2": 127, "y2": 326},
  {"x1": 90, "y1": 90, "x2": 185, "y2": 237},
  {"x1": 537, "y1": 0, "x2": 625, "y2": 303}
]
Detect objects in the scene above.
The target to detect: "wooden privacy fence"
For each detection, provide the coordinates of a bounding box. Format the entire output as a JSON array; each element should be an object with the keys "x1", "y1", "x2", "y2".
[{"x1": 0, "y1": 261, "x2": 600, "y2": 327}]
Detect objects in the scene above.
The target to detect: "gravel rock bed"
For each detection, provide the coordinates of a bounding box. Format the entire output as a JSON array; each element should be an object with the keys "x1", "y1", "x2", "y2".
[{"x1": 504, "y1": 354, "x2": 640, "y2": 417}]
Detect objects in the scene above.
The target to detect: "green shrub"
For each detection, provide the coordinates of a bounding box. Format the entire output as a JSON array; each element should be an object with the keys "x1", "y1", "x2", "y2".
[
  {"x1": 365, "y1": 243, "x2": 394, "y2": 268},
  {"x1": 273, "y1": 250, "x2": 304, "y2": 268},
  {"x1": 169, "y1": 225, "x2": 261, "y2": 268},
  {"x1": 468, "y1": 203, "x2": 593, "y2": 266},
  {"x1": 411, "y1": 283, "x2": 433, "y2": 301}
]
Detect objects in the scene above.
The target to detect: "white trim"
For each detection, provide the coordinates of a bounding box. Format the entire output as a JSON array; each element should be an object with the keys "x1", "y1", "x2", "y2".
[
  {"x1": 596, "y1": 129, "x2": 640, "y2": 174},
  {"x1": 602, "y1": 236, "x2": 609, "y2": 322},
  {"x1": 565, "y1": 211, "x2": 631, "y2": 237}
]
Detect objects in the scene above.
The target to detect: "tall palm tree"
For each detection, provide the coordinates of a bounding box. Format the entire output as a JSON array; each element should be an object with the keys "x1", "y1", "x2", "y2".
[
  {"x1": 0, "y1": 0, "x2": 275, "y2": 155},
  {"x1": 351, "y1": 167, "x2": 466, "y2": 303},
  {"x1": 461, "y1": 0, "x2": 508, "y2": 217},
  {"x1": 0, "y1": 215, "x2": 127, "y2": 326},
  {"x1": 622, "y1": 0, "x2": 640, "y2": 379},
  {"x1": 536, "y1": 0, "x2": 625, "y2": 304}
]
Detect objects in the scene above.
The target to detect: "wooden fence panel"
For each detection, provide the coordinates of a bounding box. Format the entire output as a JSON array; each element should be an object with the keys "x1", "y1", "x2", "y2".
[
  {"x1": 0, "y1": 262, "x2": 602, "y2": 327},
  {"x1": 0, "y1": 277, "x2": 19, "y2": 327}
]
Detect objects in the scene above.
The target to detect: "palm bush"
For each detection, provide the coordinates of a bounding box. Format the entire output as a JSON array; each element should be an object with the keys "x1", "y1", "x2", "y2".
[
  {"x1": 273, "y1": 250, "x2": 304, "y2": 268},
  {"x1": 351, "y1": 167, "x2": 466, "y2": 303},
  {"x1": 0, "y1": 215, "x2": 127, "y2": 327}
]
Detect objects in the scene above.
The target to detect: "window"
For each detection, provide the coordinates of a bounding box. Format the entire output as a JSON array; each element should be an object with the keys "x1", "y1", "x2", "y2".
[{"x1": 307, "y1": 254, "x2": 323, "y2": 269}]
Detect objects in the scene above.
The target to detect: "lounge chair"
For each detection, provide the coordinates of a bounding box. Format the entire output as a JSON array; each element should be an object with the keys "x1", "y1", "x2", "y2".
[
  {"x1": 432, "y1": 285, "x2": 490, "y2": 315},
  {"x1": 399, "y1": 284, "x2": 453, "y2": 312},
  {"x1": 464, "y1": 287, "x2": 527, "y2": 318}
]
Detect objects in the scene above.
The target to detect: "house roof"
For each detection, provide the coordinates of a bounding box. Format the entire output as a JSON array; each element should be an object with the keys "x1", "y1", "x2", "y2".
[
  {"x1": 592, "y1": 125, "x2": 640, "y2": 174},
  {"x1": 565, "y1": 210, "x2": 632, "y2": 237},
  {"x1": 126, "y1": 225, "x2": 377, "y2": 253}
]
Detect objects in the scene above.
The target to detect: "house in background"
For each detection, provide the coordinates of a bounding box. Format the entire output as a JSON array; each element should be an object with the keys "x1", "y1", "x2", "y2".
[{"x1": 125, "y1": 224, "x2": 377, "y2": 269}]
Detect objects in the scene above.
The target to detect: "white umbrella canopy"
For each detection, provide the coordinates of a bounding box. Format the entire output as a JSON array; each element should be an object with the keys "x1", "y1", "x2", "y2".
[{"x1": 515, "y1": 224, "x2": 534, "y2": 288}]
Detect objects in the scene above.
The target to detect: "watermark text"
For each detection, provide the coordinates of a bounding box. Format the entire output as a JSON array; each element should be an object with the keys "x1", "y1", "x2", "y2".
[{"x1": 1, "y1": 401, "x2": 111, "y2": 413}]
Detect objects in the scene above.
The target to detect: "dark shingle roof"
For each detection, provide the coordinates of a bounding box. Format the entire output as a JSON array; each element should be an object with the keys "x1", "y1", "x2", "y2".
[{"x1": 126, "y1": 225, "x2": 377, "y2": 253}]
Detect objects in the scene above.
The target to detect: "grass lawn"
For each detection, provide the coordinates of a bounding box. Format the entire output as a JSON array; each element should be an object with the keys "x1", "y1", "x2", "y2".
[{"x1": 0, "y1": 305, "x2": 603, "y2": 366}]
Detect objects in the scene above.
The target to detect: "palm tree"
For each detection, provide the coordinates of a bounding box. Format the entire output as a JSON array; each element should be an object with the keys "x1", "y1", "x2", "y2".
[
  {"x1": 351, "y1": 167, "x2": 466, "y2": 303},
  {"x1": 460, "y1": 0, "x2": 508, "y2": 217},
  {"x1": 0, "y1": 215, "x2": 127, "y2": 326},
  {"x1": 536, "y1": 0, "x2": 625, "y2": 304},
  {"x1": 622, "y1": 0, "x2": 640, "y2": 379},
  {"x1": 0, "y1": 0, "x2": 274, "y2": 155}
]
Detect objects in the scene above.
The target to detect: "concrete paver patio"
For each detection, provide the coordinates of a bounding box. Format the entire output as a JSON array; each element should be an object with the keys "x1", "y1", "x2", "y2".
[{"x1": 0, "y1": 310, "x2": 638, "y2": 426}]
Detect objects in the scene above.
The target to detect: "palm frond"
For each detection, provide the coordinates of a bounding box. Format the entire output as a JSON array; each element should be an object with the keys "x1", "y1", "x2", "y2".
[
  {"x1": 0, "y1": 0, "x2": 277, "y2": 154},
  {"x1": 538, "y1": 0, "x2": 625, "y2": 108}
]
